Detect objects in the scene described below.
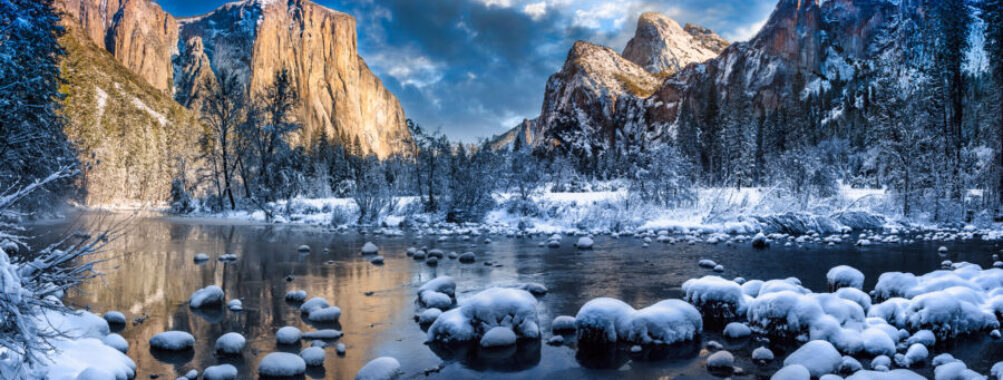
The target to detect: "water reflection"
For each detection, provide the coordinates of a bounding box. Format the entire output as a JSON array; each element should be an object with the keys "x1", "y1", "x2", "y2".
[{"x1": 27, "y1": 213, "x2": 1003, "y2": 379}]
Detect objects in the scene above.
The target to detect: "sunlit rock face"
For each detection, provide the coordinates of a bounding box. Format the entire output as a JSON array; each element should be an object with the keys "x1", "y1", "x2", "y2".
[
  {"x1": 622, "y1": 12, "x2": 728, "y2": 76},
  {"x1": 57, "y1": 0, "x2": 412, "y2": 158},
  {"x1": 56, "y1": 0, "x2": 179, "y2": 92}
]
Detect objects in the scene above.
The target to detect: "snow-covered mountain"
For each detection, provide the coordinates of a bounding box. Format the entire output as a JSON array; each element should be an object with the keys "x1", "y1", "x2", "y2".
[
  {"x1": 503, "y1": 0, "x2": 977, "y2": 165},
  {"x1": 493, "y1": 12, "x2": 727, "y2": 151},
  {"x1": 56, "y1": 0, "x2": 412, "y2": 158},
  {"x1": 622, "y1": 12, "x2": 729, "y2": 76}
]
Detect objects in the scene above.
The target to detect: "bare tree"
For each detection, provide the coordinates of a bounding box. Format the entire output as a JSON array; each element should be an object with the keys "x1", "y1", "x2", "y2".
[{"x1": 200, "y1": 71, "x2": 245, "y2": 210}]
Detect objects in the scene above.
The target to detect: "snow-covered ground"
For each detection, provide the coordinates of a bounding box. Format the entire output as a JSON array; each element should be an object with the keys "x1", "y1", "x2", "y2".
[{"x1": 162, "y1": 184, "x2": 922, "y2": 237}]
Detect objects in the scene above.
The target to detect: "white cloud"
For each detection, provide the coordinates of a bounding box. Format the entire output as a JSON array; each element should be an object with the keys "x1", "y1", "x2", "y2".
[
  {"x1": 523, "y1": 2, "x2": 547, "y2": 20},
  {"x1": 477, "y1": 0, "x2": 513, "y2": 8},
  {"x1": 369, "y1": 51, "x2": 444, "y2": 89},
  {"x1": 572, "y1": 2, "x2": 626, "y2": 29},
  {"x1": 725, "y1": 18, "x2": 766, "y2": 42}
]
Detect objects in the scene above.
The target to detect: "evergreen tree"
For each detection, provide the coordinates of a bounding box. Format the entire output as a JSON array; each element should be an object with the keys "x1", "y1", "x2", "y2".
[
  {"x1": 983, "y1": 0, "x2": 1003, "y2": 205},
  {"x1": 0, "y1": 0, "x2": 78, "y2": 210}
]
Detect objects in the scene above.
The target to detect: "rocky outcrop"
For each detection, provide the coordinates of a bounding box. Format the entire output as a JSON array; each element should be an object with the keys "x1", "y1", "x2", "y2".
[
  {"x1": 56, "y1": 0, "x2": 178, "y2": 92},
  {"x1": 58, "y1": 0, "x2": 412, "y2": 158},
  {"x1": 179, "y1": 0, "x2": 412, "y2": 157},
  {"x1": 489, "y1": 118, "x2": 539, "y2": 151},
  {"x1": 622, "y1": 12, "x2": 728, "y2": 76}
]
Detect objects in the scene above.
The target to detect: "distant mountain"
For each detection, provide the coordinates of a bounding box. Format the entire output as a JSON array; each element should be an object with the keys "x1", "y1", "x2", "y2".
[
  {"x1": 493, "y1": 12, "x2": 727, "y2": 151},
  {"x1": 55, "y1": 0, "x2": 412, "y2": 160}
]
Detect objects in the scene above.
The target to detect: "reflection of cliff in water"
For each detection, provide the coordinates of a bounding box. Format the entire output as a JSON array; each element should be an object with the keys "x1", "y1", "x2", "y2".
[{"x1": 47, "y1": 215, "x2": 413, "y2": 379}]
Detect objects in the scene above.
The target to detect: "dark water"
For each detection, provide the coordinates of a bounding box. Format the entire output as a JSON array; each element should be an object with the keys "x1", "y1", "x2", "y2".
[{"x1": 28, "y1": 213, "x2": 1003, "y2": 379}]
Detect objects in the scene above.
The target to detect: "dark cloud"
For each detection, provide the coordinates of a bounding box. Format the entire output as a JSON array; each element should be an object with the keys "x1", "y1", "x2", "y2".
[{"x1": 159, "y1": 0, "x2": 778, "y2": 141}]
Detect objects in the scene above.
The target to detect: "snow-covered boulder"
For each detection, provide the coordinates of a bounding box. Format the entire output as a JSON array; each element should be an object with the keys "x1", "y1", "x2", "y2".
[
  {"x1": 300, "y1": 297, "x2": 330, "y2": 315},
  {"x1": 706, "y1": 350, "x2": 734, "y2": 372},
  {"x1": 193, "y1": 253, "x2": 210, "y2": 262},
  {"x1": 308, "y1": 306, "x2": 342, "y2": 323},
  {"x1": 683, "y1": 276, "x2": 747, "y2": 326},
  {"x1": 552, "y1": 315, "x2": 576, "y2": 333},
  {"x1": 355, "y1": 357, "x2": 401, "y2": 380},
  {"x1": 747, "y1": 291, "x2": 822, "y2": 341},
  {"x1": 103, "y1": 311, "x2": 126, "y2": 325},
  {"x1": 576, "y1": 236, "x2": 594, "y2": 249},
  {"x1": 101, "y1": 333, "x2": 128, "y2": 353},
  {"x1": 215, "y1": 332, "x2": 245, "y2": 355},
  {"x1": 752, "y1": 346, "x2": 774, "y2": 362},
  {"x1": 418, "y1": 308, "x2": 442, "y2": 324},
  {"x1": 458, "y1": 252, "x2": 476, "y2": 263},
  {"x1": 772, "y1": 364, "x2": 810, "y2": 380},
  {"x1": 751, "y1": 233, "x2": 769, "y2": 249},
  {"x1": 276, "y1": 326, "x2": 302, "y2": 345},
  {"x1": 202, "y1": 364, "x2": 237, "y2": 380},
  {"x1": 427, "y1": 287, "x2": 539, "y2": 344},
  {"x1": 826, "y1": 265, "x2": 864, "y2": 291},
  {"x1": 479, "y1": 326, "x2": 517, "y2": 347},
  {"x1": 361, "y1": 242, "x2": 379, "y2": 255},
  {"x1": 149, "y1": 331, "x2": 195, "y2": 351},
  {"x1": 782, "y1": 340, "x2": 841, "y2": 377},
  {"x1": 285, "y1": 290, "x2": 307, "y2": 302},
  {"x1": 894, "y1": 343, "x2": 928, "y2": 368},
  {"x1": 723, "y1": 322, "x2": 752, "y2": 339},
  {"x1": 258, "y1": 352, "x2": 306, "y2": 377},
  {"x1": 300, "y1": 346, "x2": 325, "y2": 366},
  {"x1": 227, "y1": 299, "x2": 242, "y2": 311},
  {"x1": 574, "y1": 297, "x2": 701, "y2": 346},
  {"x1": 418, "y1": 277, "x2": 456, "y2": 309},
  {"x1": 906, "y1": 290, "x2": 998, "y2": 339},
  {"x1": 302, "y1": 329, "x2": 343, "y2": 340},
  {"x1": 189, "y1": 285, "x2": 224, "y2": 308}
]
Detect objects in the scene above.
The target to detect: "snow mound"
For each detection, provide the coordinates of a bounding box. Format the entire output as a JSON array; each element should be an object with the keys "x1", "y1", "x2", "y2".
[
  {"x1": 575, "y1": 297, "x2": 702, "y2": 346},
  {"x1": 552, "y1": 315, "x2": 576, "y2": 333},
  {"x1": 782, "y1": 340, "x2": 841, "y2": 377},
  {"x1": 149, "y1": 331, "x2": 194, "y2": 351},
  {"x1": 827, "y1": 266, "x2": 864, "y2": 290},
  {"x1": 576, "y1": 236, "x2": 594, "y2": 249},
  {"x1": 480, "y1": 326, "x2": 517, "y2": 347},
  {"x1": 103, "y1": 311, "x2": 126, "y2": 325},
  {"x1": 752, "y1": 346, "x2": 774, "y2": 362},
  {"x1": 300, "y1": 346, "x2": 325, "y2": 366},
  {"x1": 101, "y1": 333, "x2": 128, "y2": 353},
  {"x1": 772, "y1": 364, "x2": 811, "y2": 380},
  {"x1": 355, "y1": 357, "x2": 401, "y2": 380},
  {"x1": 308, "y1": 306, "x2": 342, "y2": 322},
  {"x1": 427, "y1": 287, "x2": 539, "y2": 344},
  {"x1": 723, "y1": 322, "x2": 752, "y2": 338},
  {"x1": 361, "y1": 242, "x2": 379, "y2": 254},
  {"x1": 418, "y1": 308, "x2": 442, "y2": 324},
  {"x1": 227, "y1": 299, "x2": 242, "y2": 311},
  {"x1": 906, "y1": 289, "x2": 998, "y2": 339},
  {"x1": 276, "y1": 326, "x2": 302, "y2": 344},
  {"x1": 302, "y1": 329, "x2": 343, "y2": 340},
  {"x1": 189, "y1": 285, "x2": 225, "y2": 308},
  {"x1": 418, "y1": 277, "x2": 457, "y2": 309},
  {"x1": 300, "y1": 297, "x2": 331, "y2": 314},
  {"x1": 706, "y1": 350, "x2": 734, "y2": 371},
  {"x1": 202, "y1": 364, "x2": 238, "y2": 380},
  {"x1": 747, "y1": 291, "x2": 822, "y2": 341},
  {"x1": 215, "y1": 332, "x2": 245, "y2": 355},
  {"x1": 258, "y1": 352, "x2": 306, "y2": 377},
  {"x1": 683, "y1": 275, "x2": 747, "y2": 325},
  {"x1": 43, "y1": 337, "x2": 137, "y2": 380},
  {"x1": 845, "y1": 369, "x2": 925, "y2": 380},
  {"x1": 285, "y1": 290, "x2": 307, "y2": 302}
]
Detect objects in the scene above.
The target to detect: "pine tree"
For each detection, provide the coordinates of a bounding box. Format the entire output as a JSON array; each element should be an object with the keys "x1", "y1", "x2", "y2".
[
  {"x1": 930, "y1": 0, "x2": 972, "y2": 200},
  {"x1": 0, "y1": 0, "x2": 78, "y2": 210},
  {"x1": 983, "y1": 0, "x2": 1003, "y2": 205}
]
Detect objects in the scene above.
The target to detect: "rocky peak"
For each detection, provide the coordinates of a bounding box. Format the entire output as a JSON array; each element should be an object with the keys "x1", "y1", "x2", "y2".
[
  {"x1": 56, "y1": 0, "x2": 178, "y2": 91},
  {"x1": 173, "y1": 36, "x2": 216, "y2": 109},
  {"x1": 178, "y1": 0, "x2": 411, "y2": 157},
  {"x1": 622, "y1": 12, "x2": 728, "y2": 76}
]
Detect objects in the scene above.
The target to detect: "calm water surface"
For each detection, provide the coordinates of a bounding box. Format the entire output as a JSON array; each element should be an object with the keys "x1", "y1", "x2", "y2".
[{"x1": 28, "y1": 213, "x2": 1003, "y2": 379}]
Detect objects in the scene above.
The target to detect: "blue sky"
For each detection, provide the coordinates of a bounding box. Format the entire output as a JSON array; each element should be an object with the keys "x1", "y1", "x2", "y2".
[{"x1": 157, "y1": 0, "x2": 777, "y2": 141}]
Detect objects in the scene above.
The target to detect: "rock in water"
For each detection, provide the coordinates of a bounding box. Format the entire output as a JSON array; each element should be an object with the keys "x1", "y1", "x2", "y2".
[
  {"x1": 102, "y1": 333, "x2": 129, "y2": 353},
  {"x1": 361, "y1": 242, "x2": 379, "y2": 255},
  {"x1": 103, "y1": 311, "x2": 126, "y2": 325},
  {"x1": 258, "y1": 352, "x2": 306, "y2": 377},
  {"x1": 276, "y1": 326, "x2": 302, "y2": 345},
  {"x1": 189, "y1": 285, "x2": 224, "y2": 308},
  {"x1": 215, "y1": 332, "x2": 245, "y2": 355},
  {"x1": 752, "y1": 233, "x2": 769, "y2": 249},
  {"x1": 300, "y1": 346, "x2": 325, "y2": 367},
  {"x1": 202, "y1": 364, "x2": 237, "y2": 380},
  {"x1": 150, "y1": 331, "x2": 195, "y2": 351},
  {"x1": 576, "y1": 236, "x2": 594, "y2": 249},
  {"x1": 706, "y1": 350, "x2": 735, "y2": 372},
  {"x1": 479, "y1": 326, "x2": 517, "y2": 348},
  {"x1": 356, "y1": 357, "x2": 401, "y2": 380}
]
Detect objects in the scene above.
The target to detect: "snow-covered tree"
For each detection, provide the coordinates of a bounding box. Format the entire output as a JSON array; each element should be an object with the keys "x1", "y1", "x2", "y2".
[{"x1": 0, "y1": 0, "x2": 78, "y2": 210}]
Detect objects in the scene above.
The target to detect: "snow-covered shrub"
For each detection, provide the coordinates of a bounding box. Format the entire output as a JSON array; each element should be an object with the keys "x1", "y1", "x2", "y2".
[
  {"x1": 827, "y1": 265, "x2": 865, "y2": 291},
  {"x1": 169, "y1": 178, "x2": 195, "y2": 214},
  {"x1": 905, "y1": 290, "x2": 998, "y2": 339},
  {"x1": 426, "y1": 287, "x2": 539, "y2": 345},
  {"x1": 682, "y1": 276, "x2": 747, "y2": 327}
]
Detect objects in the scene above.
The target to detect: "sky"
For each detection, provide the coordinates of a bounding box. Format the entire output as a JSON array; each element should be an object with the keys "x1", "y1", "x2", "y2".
[{"x1": 157, "y1": 0, "x2": 777, "y2": 141}]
